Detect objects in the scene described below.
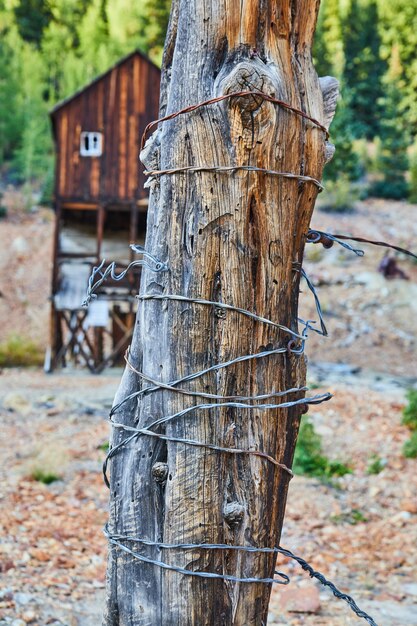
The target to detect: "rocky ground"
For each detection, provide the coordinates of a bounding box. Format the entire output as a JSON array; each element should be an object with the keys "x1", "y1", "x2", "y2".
[{"x1": 0, "y1": 191, "x2": 417, "y2": 625}]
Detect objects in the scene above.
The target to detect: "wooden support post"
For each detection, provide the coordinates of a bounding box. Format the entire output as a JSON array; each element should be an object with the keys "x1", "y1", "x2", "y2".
[
  {"x1": 48, "y1": 200, "x2": 63, "y2": 371},
  {"x1": 104, "y1": 1, "x2": 338, "y2": 624},
  {"x1": 97, "y1": 203, "x2": 105, "y2": 261}
]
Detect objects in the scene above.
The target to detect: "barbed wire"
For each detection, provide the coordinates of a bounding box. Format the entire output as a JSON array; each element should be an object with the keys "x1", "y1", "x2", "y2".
[
  {"x1": 82, "y1": 245, "x2": 168, "y2": 307},
  {"x1": 140, "y1": 88, "x2": 330, "y2": 152},
  {"x1": 307, "y1": 229, "x2": 417, "y2": 260},
  {"x1": 103, "y1": 527, "x2": 378, "y2": 626},
  {"x1": 96, "y1": 88, "x2": 383, "y2": 626},
  {"x1": 144, "y1": 164, "x2": 323, "y2": 191},
  {"x1": 104, "y1": 391, "x2": 332, "y2": 486}
]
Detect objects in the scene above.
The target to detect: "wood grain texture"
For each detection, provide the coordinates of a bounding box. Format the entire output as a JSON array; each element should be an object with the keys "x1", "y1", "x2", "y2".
[{"x1": 104, "y1": 1, "x2": 337, "y2": 624}]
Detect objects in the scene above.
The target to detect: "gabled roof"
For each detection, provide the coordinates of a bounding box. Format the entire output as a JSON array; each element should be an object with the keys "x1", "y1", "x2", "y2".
[{"x1": 49, "y1": 49, "x2": 160, "y2": 117}]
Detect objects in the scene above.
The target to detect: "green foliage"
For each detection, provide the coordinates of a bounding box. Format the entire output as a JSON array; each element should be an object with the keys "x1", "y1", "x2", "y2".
[
  {"x1": 0, "y1": 0, "x2": 171, "y2": 183},
  {"x1": 314, "y1": 0, "x2": 344, "y2": 78},
  {"x1": 0, "y1": 334, "x2": 44, "y2": 367},
  {"x1": 401, "y1": 390, "x2": 417, "y2": 459},
  {"x1": 1, "y1": 0, "x2": 417, "y2": 192},
  {"x1": 324, "y1": 90, "x2": 361, "y2": 183},
  {"x1": 378, "y1": 0, "x2": 417, "y2": 131},
  {"x1": 369, "y1": 64, "x2": 410, "y2": 199},
  {"x1": 98, "y1": 441, "x2": 110, "y2": 452},
  {"x1": 402, "y1": 389, "x2": 417, "y2": 431},
  {"x1": 331, "y1": 509, "x2": 368, "y2": 524},
  {"x1": 294, "y1": 418, "x2": 352, "y2": 478},
  {"x1": 367, "y1": 454, "x2": 386, "y2": 474},
  {"x1": 31, "y1": 469, "x2": 60, "y2": 484},
  {"x1": 318, "y1": 176, "x2": 359, "y2": 213},
  {"x1": 13, "y1": 0, "x2": 52, "y2": 48},
  {"x1": 403, "y1": 432, "x2": 417, "y2": 459},
  {"x1": 344, "y1": 0, "x2": 386, "y2": 139},
  {"x1": 0, "y1": 27, "x2": 25, "y2": 164},
  {"x1": 409, "y1": 143, "x2": 417, "y2": 203}
]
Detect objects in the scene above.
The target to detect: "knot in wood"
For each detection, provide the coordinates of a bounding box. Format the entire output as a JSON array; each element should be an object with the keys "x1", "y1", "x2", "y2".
[
  {"x1": 222, "y1": 61, "x2": 270, "y2": 114},
  {"x1": 215, "y1": 306, "x2": 226, "y2": 319},
  {"x1": 152, "y1": 462, "x2": 169, "y2": 484},
  {"x1": 223, "y1": 501, "x2": 245, "y2": 528}
]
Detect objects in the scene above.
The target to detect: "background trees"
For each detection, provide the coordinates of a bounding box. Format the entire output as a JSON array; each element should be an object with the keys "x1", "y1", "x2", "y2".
[{"x1": 0, "y1": 0, "x2": 416, "y2": 203}]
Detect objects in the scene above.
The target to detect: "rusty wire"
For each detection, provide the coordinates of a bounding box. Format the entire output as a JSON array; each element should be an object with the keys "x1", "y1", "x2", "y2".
[
  {"x1": 144, "y1": 164, "x2": 323, "y2": 190},
  {"x1": 140, "y1": 88, "x2": 329, "y2": 152}
]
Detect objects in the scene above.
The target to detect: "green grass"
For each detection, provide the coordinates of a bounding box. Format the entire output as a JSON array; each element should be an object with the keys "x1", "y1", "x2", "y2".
[
  {"x1": 367, "y1": 454, "x2": 386, "y2": 475},
  {"x1": 331, "y1": 508, "x2": 368, "y2": 525},
  {"x1": 402, "y1": 390, "x2": 417, "y2": 431},
  {"x1": 0, "y1": 334, "x2": 44, "y2": 367},
  {"x1": 31, "y1": 469, "x2": 60, "y2": 484},
  {"x1": 403, "y1": 432, "x2": 417, "y2": 459},
  {"x1": 98, "y1": 441, "x2": 110, "y2": 452},
  {"x1": 402, "y1": 390, "x2": 417, "y2": 459},
  {"x1": 293, "y1": 418, "x2": 352, "y2": 479}
]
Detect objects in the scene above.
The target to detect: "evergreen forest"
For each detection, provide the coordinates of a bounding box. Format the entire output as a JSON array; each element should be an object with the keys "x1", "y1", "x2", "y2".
[{"x1": 0, "y1": 0, "x2": 416, "y2": 206}]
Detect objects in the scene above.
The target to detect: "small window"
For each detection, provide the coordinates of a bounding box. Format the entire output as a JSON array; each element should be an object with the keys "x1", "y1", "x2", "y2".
[{"x1": 80, "y1": 131, "x2": 103, "y2": 157}]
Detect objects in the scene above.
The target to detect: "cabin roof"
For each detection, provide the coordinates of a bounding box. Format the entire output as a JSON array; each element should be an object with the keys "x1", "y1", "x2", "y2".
[{"x1": 49, "y1": 49, "x2": 160, "y2": 118}]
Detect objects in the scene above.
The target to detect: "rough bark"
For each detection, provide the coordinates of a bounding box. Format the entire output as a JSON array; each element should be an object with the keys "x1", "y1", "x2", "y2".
[{"x1": 104, "y1": 1, "x2": 338, "y2": 624}]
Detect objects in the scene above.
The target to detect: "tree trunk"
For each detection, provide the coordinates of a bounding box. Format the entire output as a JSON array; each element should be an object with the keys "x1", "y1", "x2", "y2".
[{"x1": 104, "y1": 1, "x2": 338, "y2": 624}]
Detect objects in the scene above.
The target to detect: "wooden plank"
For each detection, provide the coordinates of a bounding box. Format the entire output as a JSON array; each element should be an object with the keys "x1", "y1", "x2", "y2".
[
  {"x1": 58, "y1": 112, "x2": 68, "y2": 197},
  {"x1": 118, "y1": 65, "x2": 128, "y2": 199},
  {"x1": 108, "y1": 67, "x2": 119, "y2": 200}
]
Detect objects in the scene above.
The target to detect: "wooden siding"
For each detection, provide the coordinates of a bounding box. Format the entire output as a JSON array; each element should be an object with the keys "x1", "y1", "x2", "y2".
[{"x1": 51, "y1": 52, "x2": 161, "y2": 204}]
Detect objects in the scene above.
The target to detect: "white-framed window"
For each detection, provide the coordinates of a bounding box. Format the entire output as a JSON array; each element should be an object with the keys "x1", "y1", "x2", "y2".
[{"x1": 80, "y1": 131, "x2": 103, "y2": 157}]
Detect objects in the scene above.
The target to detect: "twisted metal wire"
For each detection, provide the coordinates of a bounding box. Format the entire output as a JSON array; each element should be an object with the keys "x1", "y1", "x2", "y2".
[
  {"x1": 300, "y1": 268, "x2": 328, "y2": 337},
  {"x1": 106, "y1": 533, "x2": 290, "y2": 586},
  {"x1": 103, "y1": 528, "x2": 378, "y2": 626},
  {"x1": 307, "y1": 229, "x2": 365, "y2": 256},
  {"x1": 138, "y1": 293, "x2": 306, "y2": 339},
  {"x1": 105, "y1": 392, "x2": 332, "y2": 486},
  {"x1": 82, "y1": 245, "x2": 168, "y2": 307},
  {"x1": 144, "y1": 165, "x2": 323, "y2": 191},
  {"x1": 140, "y1": 88, "x2": 329, "y2": 152},
  {"x1": 124, "y1": 351, "x2": 308, "y2": 402},
  {"x1": 307, "y1": 228, "x2": 417, "y2": 261}
]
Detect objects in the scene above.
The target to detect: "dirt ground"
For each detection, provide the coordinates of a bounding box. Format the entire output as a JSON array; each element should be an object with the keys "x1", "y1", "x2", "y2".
[{"x1": 1, "y1": 191, "x2": 417, "y2": 625}]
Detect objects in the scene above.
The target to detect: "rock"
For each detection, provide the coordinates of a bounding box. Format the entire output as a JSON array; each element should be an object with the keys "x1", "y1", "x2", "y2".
[
  {"x1": 11, "y1": 236, "x2": 29, "y2": 255},
  {"x1": 0, "y1": 589, "x2": 13, "y2": 601},
  {"x1": 22, "y1": 611, "x2": 36, "y2": 624},
  {"x1": 280, "y1": 586, "x2": 321, "y2": 614},
  {"x1": 403, "y1": 583, "x2": 417, "y2": 597},
  {"x1": 3, "y1": 393, "x2": 31, "y2": 416},
  {"x1": 14, "y1": 593, "x2": 33, "y2": 606},
  {"x1": 401, "y1": 499, "x2": 417, "y2": 514},
  {"x1": 12, "y1": 620, "x2": 26, "y2": 626}
]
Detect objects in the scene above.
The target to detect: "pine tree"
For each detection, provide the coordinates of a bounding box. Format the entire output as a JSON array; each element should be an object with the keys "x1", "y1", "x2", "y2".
[
  {"x1": 13, "y1": 0, "x2": 52, "y2": 48},
  {"x1": 323, "y1": 89, "x2": 361, "y2": 182},
  {"x1": 0, "y1": 26, "x2": 24, "y2": 164},
  {"x1": 314, "y1": 0, "x2": 344, "y2": 78},
  {"x1": 378, "y1": 0, "x2": 417, "y2": 132},
  {"x1": 344, "y1": 0, "x2": 386, "y2": 139},
  {"x1": 370, "y1": 48, "x2": 409, "y2": 199},
  {"x1": 12, "y1": 44, "x2": 53, "y2": 184}
]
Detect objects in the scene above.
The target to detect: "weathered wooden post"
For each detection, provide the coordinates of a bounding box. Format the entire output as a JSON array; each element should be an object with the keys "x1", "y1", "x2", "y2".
[{"x1": 104, "y1": 1, "x2": 338, "y2": 624}]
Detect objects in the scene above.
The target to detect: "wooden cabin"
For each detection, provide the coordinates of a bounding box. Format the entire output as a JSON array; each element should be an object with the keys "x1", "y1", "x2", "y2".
[{"x1": 48, "y1": 50, "x2": 161, "y2": 372}]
